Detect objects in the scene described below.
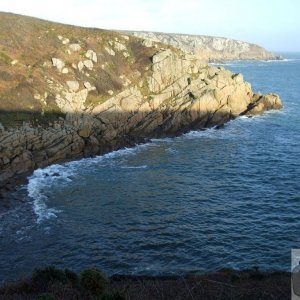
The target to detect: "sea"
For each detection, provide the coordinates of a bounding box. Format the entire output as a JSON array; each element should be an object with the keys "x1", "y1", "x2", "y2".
[{"x1": 0, "y1": 53, "x2": 299, "y2": 283}]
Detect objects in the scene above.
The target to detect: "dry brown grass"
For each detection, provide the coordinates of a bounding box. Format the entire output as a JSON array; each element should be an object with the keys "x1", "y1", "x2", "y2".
[{"x1": 0, "y1": 12, "x2": 163, "y2": 126}]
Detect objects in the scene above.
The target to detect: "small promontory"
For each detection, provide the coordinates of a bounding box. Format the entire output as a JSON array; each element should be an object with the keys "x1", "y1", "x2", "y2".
[{"x1": 0, "y1": 12, "x2": 282, "y2": 189}]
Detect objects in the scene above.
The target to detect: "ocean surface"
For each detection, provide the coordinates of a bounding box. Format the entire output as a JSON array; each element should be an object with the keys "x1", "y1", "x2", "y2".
[{"x1": 0, "y1": 53, "x2": 299, "y2": 283}]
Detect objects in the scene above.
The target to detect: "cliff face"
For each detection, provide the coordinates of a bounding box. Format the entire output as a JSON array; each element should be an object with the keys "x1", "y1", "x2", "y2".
[
  {"x1": 125, "y1": 31, "x2": 280, "y2": 62},
  {"x1": 0, "y1": 13, "x2": 282, "y2": 189}
]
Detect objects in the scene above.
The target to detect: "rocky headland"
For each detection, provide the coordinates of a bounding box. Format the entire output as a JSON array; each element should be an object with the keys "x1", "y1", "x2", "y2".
[
  {"x1": 0, "y1": 12, "x2": 283, "y2": 191},
  {"x1": 124, "y1": 31, "x2": 281, "y2": 62}
]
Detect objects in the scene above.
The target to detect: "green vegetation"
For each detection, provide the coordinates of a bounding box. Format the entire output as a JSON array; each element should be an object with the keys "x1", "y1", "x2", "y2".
[
  {"x1": 126, "y1": 56, "x2": 135, "y2": 65},
  {"x1": 85, "y1": 94, "x2": 110, "y2": 107},
  {"x1": 36, "y1": 293, "x2": 57, "y2": 300},
  {"x1": 0, "y1": 109, "x2": 66, "y2": 128},
  {"x1": 0, "y1": 51, "x2": 12, "y2": 65},
  {"x1": 106, "y1": 62, "x2": 116, "y2": 71},
  {"x1": 0, "y1": 111, "x2": 36, "y2": 127},
  {"x1": 31, "y1": 266, "x2": 72, "y2": 288},
  {"x1": 191, "y1": 72, "x2": 200, "y2": 81},
  {"x1": 80, "y1": 268, "x2": 108, "y2": 296},
  {"x1": 139, "y1": 80, "x2": 150, "y2": 96}
]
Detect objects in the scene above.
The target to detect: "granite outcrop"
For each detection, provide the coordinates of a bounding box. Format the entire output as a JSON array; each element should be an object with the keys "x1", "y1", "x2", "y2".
[{"x1": 0, "y1": 13, "x2": 283, "y2": 190}]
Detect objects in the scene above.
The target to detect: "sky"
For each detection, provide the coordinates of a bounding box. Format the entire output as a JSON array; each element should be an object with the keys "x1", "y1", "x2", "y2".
[{"x1": 0, "y1": 0, "x2": 299, "y2": 51}]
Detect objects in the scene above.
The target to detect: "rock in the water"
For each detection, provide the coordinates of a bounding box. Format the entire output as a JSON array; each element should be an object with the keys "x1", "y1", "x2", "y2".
[{"x1": 246, "y1": 93, "x2": 283, "y2": 115}]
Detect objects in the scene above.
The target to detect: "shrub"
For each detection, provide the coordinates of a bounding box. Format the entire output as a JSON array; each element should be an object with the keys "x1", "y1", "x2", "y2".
[
  {"x1": 102, "y1": 291, "x2": 126, "y2": 300},
  {"x1": 80, "y1": 268, "x2": 108, "y2": 296},
  {"x1": 64, "y1": 269, "x2": 79, "y2": 288},
  {"x1": 36, "y1": 293, "x2": 57, "y2": 300},
  {"x1": 31, "y1": 266, "x2": 68, "y2": 290}
]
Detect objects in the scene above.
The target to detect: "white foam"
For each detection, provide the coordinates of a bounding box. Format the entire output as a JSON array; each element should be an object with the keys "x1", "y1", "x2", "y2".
[
  {"x1": 150, "y1": 137, "x2": 173, "y2": 143},
  {"x1": 120, "y1": 165, "x2": 148, "y2": 169},
  {"x1": 181, "y1": 127, "x2": 217, "y2": 139},
  {"x1": 165, "y1": 147, "x2": 178, "y2": 154},
  {"x1": 264, "y1": 58, "x2": 298, "y2": 63},
  {"x1": 27, "y1": 165, "x2": 72, "y2": 223},
  {"x1": 27, "y1": 143, "x2": 155, "y2": 223},
  {"x1": 209, "y1": 62, "x2": 237, "y2": 67}
]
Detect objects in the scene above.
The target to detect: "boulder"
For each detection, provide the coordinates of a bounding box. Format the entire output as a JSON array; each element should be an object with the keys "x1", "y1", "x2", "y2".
[
  {"x1": 67, "y1": 81, "x2": 80, "y2": 92},
  {"x1": 85, "y1": 50, "x2": 97, "y2": 63},
  {"x1": 247, "y1": 93, "x2": 283, "y2": 115},
  {"x1": 84, "y1": 81, "x2": 96, "y2": 91},
  {"x1": 62, "y1": 38, "x2": 69, "y2": 44},
  {"x1": 114, "y1": 42, "x2": 126, "y2": 51},
  {"x1": 78, "y1": 61, "x2": 84, "y2": 71},
  {"x1": 104, "y1": 47, "x2": 115, "y2": 56},
  {"x1": 83, "y1": 60, "x2": 93, "y2": 70},
  {"x1": 69, "y1": 43, "x2": 81, "y2": 51},
  {"x1": 52, "y1": 58, "x2": 65, "y2": 72}
]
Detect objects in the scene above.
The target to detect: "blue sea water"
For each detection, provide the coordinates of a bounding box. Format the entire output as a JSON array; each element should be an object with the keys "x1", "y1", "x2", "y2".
[{"x1": 0, "y1": 53, "x2": 299, "y2": 283}]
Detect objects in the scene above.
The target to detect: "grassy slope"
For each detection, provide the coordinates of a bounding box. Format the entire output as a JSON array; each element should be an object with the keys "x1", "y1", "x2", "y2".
[{"x1": 0, "y1": 12, "x2": 161, "y2": 126}]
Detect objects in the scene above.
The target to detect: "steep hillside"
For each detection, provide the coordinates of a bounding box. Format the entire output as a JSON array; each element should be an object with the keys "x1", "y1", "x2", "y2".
[
  {"x1": 0, "y1": 12, "x2": 282, "y2": 189},
  {"x1": 125, "y1": 31, "x2": 280, "y2": 62}
]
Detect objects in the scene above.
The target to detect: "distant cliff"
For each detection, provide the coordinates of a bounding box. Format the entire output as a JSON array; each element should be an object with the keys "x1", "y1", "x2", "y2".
[
  {"x1": 124, "y1": 31, "x2": 280, "y2": 62},
  {"x1": 0, "y1": 13, "x2": 282, "y2": 189}
]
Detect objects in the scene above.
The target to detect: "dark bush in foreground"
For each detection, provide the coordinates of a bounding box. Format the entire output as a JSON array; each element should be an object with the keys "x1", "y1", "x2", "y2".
[
  {"x1": 32, "y1": 266, "x2": 68, "y2": 289},
  {"x1": 30, "y1": 266, "x2": 80, "y2": 293},
  {"x1": 80, "y1": 268, "x2": 109, "y2": 296},
  {"x1": 102, "y1": 291, "x2": 126, "y2": 300},
  {"x1": 36, "y1": 293, "x2": 57, "y2": 300},
  {"x1": 64, "y1": 268, "x2": 79, "y2": 287},
  {"x1": 0, "y1": 266, "x2": 290, "y2": 300}
]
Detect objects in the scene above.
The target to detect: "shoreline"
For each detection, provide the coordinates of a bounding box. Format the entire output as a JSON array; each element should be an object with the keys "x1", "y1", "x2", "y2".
[
  {"x1": 0, "y1": 115, "x2": 246, "y2": 205},
  {"x1": 0, "y1": 134, "x2": 148, "y2": 195},
  {"x1": 0, "y1": 119, "x2": 223, "y2": 197},
  {"x1": 0, "y1": 110, "x2": 278, "y2": 206}
]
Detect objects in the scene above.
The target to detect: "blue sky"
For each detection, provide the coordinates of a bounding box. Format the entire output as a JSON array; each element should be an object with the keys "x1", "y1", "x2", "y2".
[{"x1": 1, "y1": 0, "x2": 299, "y2": 51}]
